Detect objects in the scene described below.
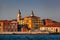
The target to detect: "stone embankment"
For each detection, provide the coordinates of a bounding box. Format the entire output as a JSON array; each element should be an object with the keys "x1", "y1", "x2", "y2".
[{"x1": 0, "y1": 32, "x2": 49, "y2": 35}]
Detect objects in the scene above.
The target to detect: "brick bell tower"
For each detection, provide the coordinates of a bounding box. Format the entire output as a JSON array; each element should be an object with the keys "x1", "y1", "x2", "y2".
[{"x1": 17, "y1": 9, "x2": 21, "y2": 22}]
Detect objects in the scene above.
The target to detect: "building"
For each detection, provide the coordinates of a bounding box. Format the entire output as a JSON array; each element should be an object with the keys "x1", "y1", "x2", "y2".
[
  {"x1": 40, "y1": 25, "x2": 60, "y2": 33},
  {"x1": 0, "y1": 20, "x2": 18, "y2": 32},
  {"x1": 0, "y1": 20, "x2": 4, "y2": 32},
  {"x1": 0, "y1": 20, "x2": 10, "y2": 32},
  {"x1": 17, "y1": 10, "x2": 25, "y2": 31},
  {"x1": 17, "y1": 10, "x2": 42, "y2": 30},
  {"x1": 10, "y1": 20, "x2": 18, "y2": 32},
  {"x1": 40, "y1": 19, "x2": 60, "y2": 33},
  {"x1": 3, "y1": 20, "x2": 10, "y2": 32},
  {"x1": 24, "y1": 11, "x2": 42, "y2": 29}
]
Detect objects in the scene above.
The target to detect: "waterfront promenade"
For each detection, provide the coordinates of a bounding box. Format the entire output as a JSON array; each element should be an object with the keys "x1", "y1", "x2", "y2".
[{"x1": 0, "y1": 32, "x2": 49, "y2": 35}]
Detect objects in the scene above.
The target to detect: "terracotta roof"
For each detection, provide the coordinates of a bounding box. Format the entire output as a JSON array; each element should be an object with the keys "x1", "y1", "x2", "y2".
[
  {"x1": 0, "y1": 20, "x2": 9, "y2": 22},
  {"x1": 43, "y1": 19, "x2": 58, "y2": 23},
  {"x1": 26, "y1": 16, "x2": 40, "y2": 18},
  {"x1": 44, "y1": 24, "x2": 60, "y2": 27},
  {"x1": 10, "y1": 19, "x2": 17, "y2": 21}
]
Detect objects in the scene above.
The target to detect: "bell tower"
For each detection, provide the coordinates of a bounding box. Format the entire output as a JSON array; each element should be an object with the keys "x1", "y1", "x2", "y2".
[
  {"x1": 30, "y1": 10, "x2": 34, "y2": 16},
  {"x1": 17, "y1": 9, "x2": 21, "y2": 22}
]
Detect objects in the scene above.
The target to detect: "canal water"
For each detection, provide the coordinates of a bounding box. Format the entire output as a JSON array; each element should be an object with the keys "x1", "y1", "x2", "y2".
[{"x1": 0, "y1": 34, "x2": 60, "y2": 40}]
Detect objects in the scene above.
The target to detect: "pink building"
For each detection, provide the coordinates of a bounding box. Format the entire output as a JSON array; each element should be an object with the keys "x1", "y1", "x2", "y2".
[{"x1": 9, "y1": 20, "x2": 18, "y2": 32}]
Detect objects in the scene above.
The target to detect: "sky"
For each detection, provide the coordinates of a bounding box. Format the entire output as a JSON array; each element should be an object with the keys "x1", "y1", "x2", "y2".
[{"x1": 0, "y1": 0, "x2": 60, "y2": 22}]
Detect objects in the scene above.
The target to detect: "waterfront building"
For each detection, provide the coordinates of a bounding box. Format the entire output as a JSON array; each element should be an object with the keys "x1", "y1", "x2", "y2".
[
  {"x1": 3, "y1": 20, "x2": 10, "y2": 32},
  {"x1": 17, "y1": 10, "x2": 42, "y2": 30},
  {"x1": 17, "y1": 10, "x2": 24, "y2": 24},
  {"x1": 17, "y1": 10, "x2": 25, "y2": 31},
  {"x1": 0, "y1": 20, "x2": 4, "y2": 32},
  {"x1": 24, "y1": 11, "x2": 41, "y2": 29},
  {"x1": 10, "y1": 20, "x2": 18, "y2": 32},
  {"x1": 42, "y1": 19, "x2": 55, "y2": 25},
  {"x1": 40, "y1": 19, "x2": 60, "y2": 33},
  {"x1": 0, "y1": 20, "x2": 10, "y2": 32},
  {"x1": 40, "y1": 25, "x2": 60, "y2": 33}
]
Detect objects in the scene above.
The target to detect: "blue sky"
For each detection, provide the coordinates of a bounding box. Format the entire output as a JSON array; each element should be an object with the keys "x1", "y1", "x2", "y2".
[{"x1": 0, "y1": 0, "x2": 60, "y2": 22}]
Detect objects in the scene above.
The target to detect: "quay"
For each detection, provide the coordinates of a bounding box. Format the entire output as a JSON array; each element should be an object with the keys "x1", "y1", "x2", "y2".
[{"x1": 0, "y1": 32, "x2": 49, "y2": 35}]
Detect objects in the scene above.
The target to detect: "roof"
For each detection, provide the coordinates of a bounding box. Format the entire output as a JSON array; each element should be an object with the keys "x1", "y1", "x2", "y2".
[
  {"x1": 0, "y1": 20, "x2": 9, "y2": 22},
  {"x1": 26, "y1": 16, "x2": 40, "y2": 18},
  {"x1": 43, "y1": 24, "x2": 60, "y2": 27}
]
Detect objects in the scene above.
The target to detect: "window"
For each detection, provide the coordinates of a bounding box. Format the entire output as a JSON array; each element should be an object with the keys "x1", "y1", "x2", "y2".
[
  {"x1": 8, "y1": 26, "x2": 10, "y2": 28},
  {"x1": 42, "y1": 19, "x2": 45, "y2": 25},
  {"x1": 8, "y1": 29, "x2": 10, "y2": 32},
  {"x1": 0, "y1": 24, "x2": 1, "y2": 26},
  {"x1": 11, "y1": 30, "x2": 13, "y2": 32},
  {"x1": 4, "y1": 29, "x2": 6, "y2": 32},
  {"x1": 33, "y1": 24, "x2": 38, "y2": 27},
  {"x1": 0, "y1": 28, "x2": 1, "y2": 31},
  {"x1": 8, "y1": 30, "x2": 10, "y2": 32},
  {"x1": 4, "y1": 26, "x2": 6, "y2": 28},
  {"x1": 32, "y1": 18, "x2": 38, "y2": 23},
  {"x1": 33, "y1": 24, "x2": 39, "y2": 29},
  {"x1": 26, "y1": 20, "x2": 28, "y2": 23},
  {"x1": 19, "y1": 20, "x2": 23, "y2": 24},
  {"x1": 13, "y1": 25, "x2": 15, "y2": 27}
]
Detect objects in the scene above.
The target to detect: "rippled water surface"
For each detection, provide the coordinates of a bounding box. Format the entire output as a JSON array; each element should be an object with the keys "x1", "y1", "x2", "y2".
[{"x1": 0, "y1": 34, "x2": 60, "y2": 40}]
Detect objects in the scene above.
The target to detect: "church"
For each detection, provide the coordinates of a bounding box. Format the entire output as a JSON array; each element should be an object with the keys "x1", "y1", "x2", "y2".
[{"x1": 17, "y1": 10, "x2": 42, "y2": 31}]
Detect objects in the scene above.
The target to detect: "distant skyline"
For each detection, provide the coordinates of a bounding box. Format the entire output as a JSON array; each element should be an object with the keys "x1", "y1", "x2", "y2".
[{"x1": 0, "y1": 0, "x2": 60, "y2": 22}]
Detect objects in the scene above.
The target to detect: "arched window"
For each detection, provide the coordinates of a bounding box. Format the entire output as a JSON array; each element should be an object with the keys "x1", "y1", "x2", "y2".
[{"x1": 56, "y1": 28, "x2": 58, "y2": 32}]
